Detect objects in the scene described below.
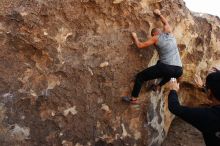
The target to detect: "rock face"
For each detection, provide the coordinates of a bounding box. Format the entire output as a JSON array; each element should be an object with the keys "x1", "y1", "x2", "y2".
[{"x1": 0, "y1": 0, "x2": 219, "y2": 146}]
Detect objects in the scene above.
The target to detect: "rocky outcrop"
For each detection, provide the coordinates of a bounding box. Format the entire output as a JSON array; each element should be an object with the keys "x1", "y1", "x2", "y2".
[{"x1": 0, "y1": 0, "x2": 220, "y2": 146}]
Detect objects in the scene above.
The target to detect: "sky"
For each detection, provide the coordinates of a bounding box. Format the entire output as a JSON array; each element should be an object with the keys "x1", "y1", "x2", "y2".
[{"x1": 183, "y1": 0, "x2": 220, "y2": 17}]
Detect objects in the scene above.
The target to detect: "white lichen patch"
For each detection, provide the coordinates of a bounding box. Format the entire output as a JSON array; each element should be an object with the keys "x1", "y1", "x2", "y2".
[
  {"x1": 62, "y1": 140, "x2": 73, "y2": 146},
  {"x1": 113, "y1": 0, "x2": 124, "y2": 4},
  {"x1": 55, "y1": 27, "x2": 72, "y2": 44},
  {"x1": 63, "y1": 106, "x2": 77, "y2": 116},
  {"x1": 88, "y1": 67, "x2": 94, "y2": 76},
  {"x1": 134, "y1": 131, "x2": 141, "y2": 140},
  {"x1": 75, "y1": 143, "x2": 83, "y2": 146},
  {"x1": 101, "y1": 104, "x2": 110, "y2": 112},
  {"x1": 99, "y1": 61, "x2": 109, "y2": 68},
  {"x1": 47, "y1": 74, "x2": 60, "y2": 90},
  {"x1": 30, "y1": 89, "x2": 37, "y2": 97},
  {"x1": 10, "y1": 124, "x2": 30, "y2": 140},
  {"x1": 2, "y1": 93, "x2": 13, "y2": 98},
  {"x1": 51, "y1": 111, "x2": 56, "y2": 117},
  {"x1": 44, "y1": 31, "x2": 48, "y2": 36},
  {"x1": 121, "y1": 123, "x2": 128, "y2": 138}
]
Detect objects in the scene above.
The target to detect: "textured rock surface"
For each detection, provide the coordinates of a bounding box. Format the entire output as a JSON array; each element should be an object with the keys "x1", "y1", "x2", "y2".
[
  {"x1": 162, "y1": 118, "x2": 205, "y2": 146},
  {"x1": 0, "y1": 0, "x2": 220, "y2": 146}
]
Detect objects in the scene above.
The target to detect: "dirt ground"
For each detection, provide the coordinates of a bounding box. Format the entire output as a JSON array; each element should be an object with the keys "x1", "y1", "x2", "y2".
[{"x1": 162, "y1": 117, "x2": 206, "y2": 146}]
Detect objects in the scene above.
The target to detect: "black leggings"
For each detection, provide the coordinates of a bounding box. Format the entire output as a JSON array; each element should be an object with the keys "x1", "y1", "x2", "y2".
[{"x1": 131, "y1": 61, "x2": 183, "y2": 97}]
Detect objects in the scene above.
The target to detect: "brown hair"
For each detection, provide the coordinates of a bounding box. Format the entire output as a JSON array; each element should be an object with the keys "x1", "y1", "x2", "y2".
[{"x1": 151, "y1": 28, "x2": 161, "y2": 36}]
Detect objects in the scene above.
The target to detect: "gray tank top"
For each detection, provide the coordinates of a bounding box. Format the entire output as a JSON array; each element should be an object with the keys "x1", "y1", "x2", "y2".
[{"x1": 155, "y1": 33, "x2": 182, "y2": 67}]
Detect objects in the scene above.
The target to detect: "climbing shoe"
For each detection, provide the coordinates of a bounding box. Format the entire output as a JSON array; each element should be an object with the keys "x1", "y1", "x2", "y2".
[{"x1": 122, "y1": 96, "x2": 138, "y2": 104}]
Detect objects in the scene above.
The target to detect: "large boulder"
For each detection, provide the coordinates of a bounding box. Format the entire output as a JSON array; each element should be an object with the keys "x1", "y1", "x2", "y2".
[{"x1": 0, "y1": 0, "x2": 219, "y2": 145}]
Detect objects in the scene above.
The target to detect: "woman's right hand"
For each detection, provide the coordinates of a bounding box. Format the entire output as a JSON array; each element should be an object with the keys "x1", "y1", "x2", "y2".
[
  {"x1": 209, "y1": 67, "x2": 220, "y2": 74},
  {"x1": 168, "y1": 79, "x2": 179, "y2": 92}
]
